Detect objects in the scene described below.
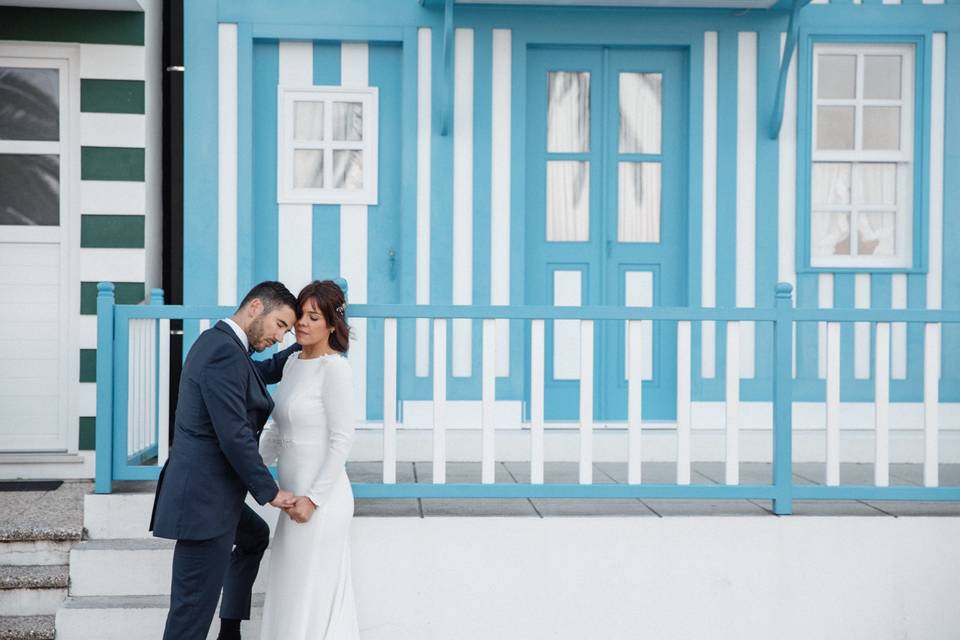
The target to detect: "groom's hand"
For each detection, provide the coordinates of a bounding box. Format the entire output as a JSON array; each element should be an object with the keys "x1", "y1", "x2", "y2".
[
  {"x1": 270, "y1": 489, "x2": 296, "y2": 509},
  {"x1": 284, "y1": 496, "x2": 316, "y2": 523}
]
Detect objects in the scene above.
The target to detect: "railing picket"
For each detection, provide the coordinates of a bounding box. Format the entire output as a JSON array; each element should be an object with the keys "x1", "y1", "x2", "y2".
[
  {"x1": 923, "y1": 323, "x2": 940, "y2": 487},
  {"x1": 627, "y1": 320, "x2": 643, "y2": 484},
  {"x1": 481, "y1": 319, "x2": 496, "y2": 484},
  {"x1": 530, "y1": 320, "x2": 545, "y2": 485},
  {"x1": 382, "y1": 318, "x2": 398, "y2": 484},
  {"x1": 725, "y1": 321, "x2": 740, "y2": 485},
  {"x1": 433, "y1": 319, "x2": 447, "y2": 484},
  {"x1": 826, "y1": 322, "x2": 841, "y2": 486},
  {"x1": 676, "y1": 321, "x2": 692, "y2": 486},
  {"x1": 94, "y1": 283, "x2": 115, "y2": 494},
  {"x1": 157, "y1": 316, "x2": 171, "y2": 466},
  {"x1": 874, "y1": 322, "x2": 890, "y2": 487},
  {"x1": 579, "y1": 320, "x2": 594, "y2": 485}
]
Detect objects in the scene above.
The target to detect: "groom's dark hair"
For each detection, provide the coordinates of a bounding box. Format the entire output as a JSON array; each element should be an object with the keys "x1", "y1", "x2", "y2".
[{"x1": 237, "y1": 281, "x2": 297, "y2": 314}]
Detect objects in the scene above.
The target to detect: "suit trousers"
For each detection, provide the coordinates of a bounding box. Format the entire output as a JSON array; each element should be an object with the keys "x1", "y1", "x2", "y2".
[{"x1": 162, "y1": 504, "x2": 271, "y2": 640}]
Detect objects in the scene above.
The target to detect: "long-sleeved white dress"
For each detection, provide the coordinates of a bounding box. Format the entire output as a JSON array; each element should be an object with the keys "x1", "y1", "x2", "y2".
[{"x1": 258, "y1": 352, "x2": 359, "y2": 640}]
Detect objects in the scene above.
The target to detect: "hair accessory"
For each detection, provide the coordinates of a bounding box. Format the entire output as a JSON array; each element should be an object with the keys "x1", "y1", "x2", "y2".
[{"x1": 336, "y1": 303, "x2": 346, "y2": 315}]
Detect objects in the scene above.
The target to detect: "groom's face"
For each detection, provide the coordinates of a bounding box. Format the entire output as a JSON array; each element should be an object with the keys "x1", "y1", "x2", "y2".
[{"x1": 246, "y1": 304, "x2": 296, "y2": 352}]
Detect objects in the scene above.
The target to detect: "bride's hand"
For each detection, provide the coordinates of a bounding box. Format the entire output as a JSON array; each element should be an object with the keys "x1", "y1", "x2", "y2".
[{"x1": 284, "y1": 496, "x2": 316, "y2": 523}]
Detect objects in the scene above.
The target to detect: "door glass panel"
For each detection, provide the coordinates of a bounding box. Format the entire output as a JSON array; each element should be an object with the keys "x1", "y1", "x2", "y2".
[
  {"x1": 332, "y1": 101, "x2": 363, "y2": 141},
  {"x1": 817, "y1": 55, "x2": 856, "y2": 99},
  {"x1": 618, "y1": 72, "x2": 661, "y2": 154},
  {"x1": 293, "y1": 101, "x2": 324, "y2": 141},
  {"x1": 812, "y1": 163, "x2": 851, "y2": 206},
  {"x1": 293, "y1": 149, "x2": 323, "y2": 188},
  {"x1": 854, "y1": 163, "x2": 896, "y2": 205},
  {"x1": 858, "y1": 212, "x2": 895, "y2": 256},
  {"x1": 812, "y1": 211, "x2": 851, "y2": 256},
  {"x1": 0, "y1": 154, "x2": 59, "y2": 225},
  {"x1": 617, "y1": 162, "x2": 660, "y2": 242},
  {"x1": 552, "y1": 270, "x2": 581, "y2": 381},
  {"x1": 863, "y1": 55, "x2": 901, "y2": 100},
  {"x1": 862, "y1": 106, "x2": 900, "y2": 150},
  {"x1": 623, "y1": 271, "x2": 653, "y2": 381},
  {"x1": 0, "y1": 67, "x2": 59, "y2": 141},
  {"x1": 333, "y1": 149, "x2": 363, "y2": 190},
  {"x1": 816, "y1": 106, "x2": 855, "y2": 150},
  {"x1": 547, "y1": 71, "x2": 590, "y2": 153},
  {"x1": 546, "y1": 160, "x2": 589, "y2": 241}
]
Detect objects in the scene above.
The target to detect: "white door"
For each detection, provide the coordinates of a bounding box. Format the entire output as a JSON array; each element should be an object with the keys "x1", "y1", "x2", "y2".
[{"x1": 0, "y1": 47, "x2": 76, "y2": 452}]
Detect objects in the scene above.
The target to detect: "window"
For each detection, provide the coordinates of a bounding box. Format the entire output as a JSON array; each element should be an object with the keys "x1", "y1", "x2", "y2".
[
  {"x1": 809, "y1": 43, "x2": 914, "y2": 269},
  {"x1": 277, "y1": 86, "x2": 378, "y2": 205}
]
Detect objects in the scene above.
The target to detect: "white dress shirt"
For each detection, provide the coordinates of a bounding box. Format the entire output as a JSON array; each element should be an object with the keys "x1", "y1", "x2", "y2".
[{"x1": 222, "y1": 317, "x2": 249, "y2": 352}]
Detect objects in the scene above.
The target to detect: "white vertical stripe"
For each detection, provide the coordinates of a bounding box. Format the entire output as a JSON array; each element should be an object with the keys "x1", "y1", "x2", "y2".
[
  {"x1": 817, "y1": 273, "x2": 833, "y2": 379},
  {"x1": 777, "y1": 33, "x2": 798, "y2": 377},
  {"x1": 383, "y1": 319, "x2": 398, "y2": 484},
  {"x1": 481, "y1": 319, "x2": 496, "y2": 484},
  {"x1": 701, "y1": 31, "x2": 718, "y2": 380},
  {"x1": 854, "y1": 274, "x2": 870, "y2": 379},
  {"x1": 928, "y1": 34, "x2": 945, "y2": 312},
  {"x1": 891, "y1": 274, "x2": 907, "y2": 379},
  {"x1": 341, "y1": 43, "x2": 369, "y2": 420},
  {"x1": 624, "y1": 271, "x2": 653, "y2": 380},
  {"x1": 416, "y1": 28, "x2": 432, "y2": 378},
  {"x1": 826, "y1": 322, "x2": 841, "y2": 486},
  {"x1": 157, "y1": 318, "x2": 170, "y2": 466},
  {"x1": 736, "y1": 32, "x2": 757, "y2": 379},
  {"x1": 579, "y1": 320, "x2": 594, "y2": 485},
  {"x1": 432, "y1": 319, "x2": 447, "y2": 484},
  {"x1": 676, "y1": 321, "x2": 692, "y2": 486},
  {"x1": 218, "y1": 24, "x2": 238, "y2": 306},
  {"x1": 924, "y1": 324, "x2": 940, "y2": 487},
  {"x1": 452, "y1": 29, "x2": 474, "y2": 378},
  {"x1": 922, "y1": 0, "x2": 945, "y2": 4},
  {"x1": 491, "y1": 29, "x2": 512, "y2": 378},
  {"x1": 725, "y1": 322, "x2": 740, "y2": 485},
  {"x1": 553, "y1": 271, "x2": 582, "y2": 380},
  {"x1": 627, "y1": 320, "x2": 643, "y2": 485},
  {"x1": 874, "y1": 322, "x2": 890, "y2": 487},
  {"x1": 530, "y1": 320, "x2": 545, "y2": 485}
]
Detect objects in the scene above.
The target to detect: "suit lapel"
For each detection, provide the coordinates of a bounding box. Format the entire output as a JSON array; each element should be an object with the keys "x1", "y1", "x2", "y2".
[{"x1": 213, "y1": 321, "x2": 269, "y2": 398}]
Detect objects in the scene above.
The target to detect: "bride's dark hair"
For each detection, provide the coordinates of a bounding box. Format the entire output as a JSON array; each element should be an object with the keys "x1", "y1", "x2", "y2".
[{"x1": 296, "y1": 280, "x2": 351, "y2": 353}]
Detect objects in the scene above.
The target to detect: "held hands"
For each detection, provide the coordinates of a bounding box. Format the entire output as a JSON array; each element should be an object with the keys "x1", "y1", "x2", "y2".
[
  {"x1": 283, "y1": 496, "x2": 316, "y2": 523},
  {"x1": 270, "y1": 489, "x2": 297, "y2": 509}
]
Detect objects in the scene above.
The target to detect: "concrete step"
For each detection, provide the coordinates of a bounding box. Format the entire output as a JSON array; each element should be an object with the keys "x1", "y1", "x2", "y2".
[
  {"x1": 56, "y1": 594, "x2": 263, "y2": 640},
  {"x1": 0, "y1": 540, "x2": 75, "y2": 567},
  {"x1": 69, "y1": 539, "x2": 271, "y2": 597},
  {"x1": 0, "y1": 566, "x2": 68, "y2": 617},
  {"x1": 0, "y1": 615, "x2": 55, "y2": 640}
]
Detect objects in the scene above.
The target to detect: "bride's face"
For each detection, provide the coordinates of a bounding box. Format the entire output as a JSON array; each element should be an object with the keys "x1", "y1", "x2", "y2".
[{"x1": 295, "y1": 298, "x2": 332, "y2": 348}]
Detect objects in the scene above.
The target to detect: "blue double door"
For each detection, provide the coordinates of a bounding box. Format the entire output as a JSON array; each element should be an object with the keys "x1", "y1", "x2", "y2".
[{"x1": 526, "y1": 46, "x2": 688, "y2": 421}]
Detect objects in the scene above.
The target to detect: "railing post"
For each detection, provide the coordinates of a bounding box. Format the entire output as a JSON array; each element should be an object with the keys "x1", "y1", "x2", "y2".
[
  {"x1": 772, "y1": 282, "x2": 794, "y2": 515},
  {"x1": 95, "y1": 282, "x2": 116, "y2": 494}
]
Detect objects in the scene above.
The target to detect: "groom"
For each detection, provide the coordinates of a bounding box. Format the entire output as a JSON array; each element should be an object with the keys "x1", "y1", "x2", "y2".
[{"x1": 150, "y1": 281, "x2": 302, "y2": 640}]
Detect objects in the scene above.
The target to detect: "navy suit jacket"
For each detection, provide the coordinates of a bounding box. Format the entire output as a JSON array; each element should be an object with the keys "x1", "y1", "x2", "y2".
[{"x1": 150, "y1": 321, "x2": 300, "y2": 541}]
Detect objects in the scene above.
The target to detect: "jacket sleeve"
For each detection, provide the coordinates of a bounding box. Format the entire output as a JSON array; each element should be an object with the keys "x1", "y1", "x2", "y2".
[
  {"x1": 305, "y1": 357, "x2": 355, "y2": 508},
  {"x1": 199, "y1": 344, "x2": 279, "y2": 505},
  {"x1": 253, "y1": 342, "x2": 302, "y2": 385}
]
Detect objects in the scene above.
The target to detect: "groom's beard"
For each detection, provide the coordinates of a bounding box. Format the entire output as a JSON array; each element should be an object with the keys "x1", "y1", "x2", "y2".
[{"x1": 246, "y1": 316, "x2": 273, "y2": 352}]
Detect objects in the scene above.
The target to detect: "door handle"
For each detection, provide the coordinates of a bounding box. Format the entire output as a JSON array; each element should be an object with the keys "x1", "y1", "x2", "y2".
[
  {"x1": 388, "y1": 248, "x2": 397, "y2": 281},
  {"x1": 606, "y1": 240, "x2": 613, "y2": 258}
]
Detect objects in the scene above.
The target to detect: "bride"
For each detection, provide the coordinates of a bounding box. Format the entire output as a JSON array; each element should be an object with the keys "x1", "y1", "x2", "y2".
[{"x1": 258, "y1": 280, "x2": 360, "y2": 640}]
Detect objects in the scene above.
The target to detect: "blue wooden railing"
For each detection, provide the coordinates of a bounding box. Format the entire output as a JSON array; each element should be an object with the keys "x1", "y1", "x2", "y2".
[{"x1": 94, "y1": 282, "x2": 960, "y2": 514}]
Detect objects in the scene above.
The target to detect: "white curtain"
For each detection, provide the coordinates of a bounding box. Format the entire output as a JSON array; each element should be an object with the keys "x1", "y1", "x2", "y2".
[
  {"x1": 618, "y1": 162, "x2": 660, "y2": 242},
  {"x1": 547, "y1": 161, "x2": 589, "y2": 241},
  {"x1": 547, "y1": 72, "x2": 589, "y2": 153},
  {"x1": 618, "y1": 72, "x2": 661, "y2": 154},
  {"x1": 332, "y1": 101, "x2": 363, "y2": 141},
  {"x1": 812, "y1": 212, "x2": 850, "y2": 256},
  {"x1": 857, "y1": 213, "x2": 895, "y2": 256},
  {"x1": 333, "y1": 150, "x2": 362, "y2": 190},
  {"x1": 293, "y1": 149, "x2": 323, "y2": 188},
  {"x1": 294, "y1": 101, "x2": 324, "y2": 140},
  {"x1": 545, "y1": 72, "x2": 590, "y2": 241}
]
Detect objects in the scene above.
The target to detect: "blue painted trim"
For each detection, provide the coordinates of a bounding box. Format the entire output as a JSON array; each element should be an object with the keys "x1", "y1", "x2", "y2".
[
  {"x1": 237, "y1": 23, "x2": 255, "y2": 298},
  {"x1": 94, "y1": 282, "x2": 115, "y2": 494},
  {"x1": 252, "y1": 40, "x2": 279, "y2": 283},
  {"x1": 311, "y1": 41, "x2": 341, "y2": 283},
  {"x1": 112, "y1": 305, "x2": 130, "y2": 481},
  {"x1": 248, "y1": 23, "x2": 407, "y2": 42},
  {"x1": 772, "y1": 283, "x2": 794, "y2": 515},
  {"x1": 398, "y1": 27, "x2": 420, "y2": 413},
  {"x1": 352, "y1": 483, "x2": 779, "y2": 499},
  {"x1": 768, "y1": 0, "x2": 811, "y2": 139},
  {"x1": 440, "y1": 0, "x2": 453, "y2": 136}
]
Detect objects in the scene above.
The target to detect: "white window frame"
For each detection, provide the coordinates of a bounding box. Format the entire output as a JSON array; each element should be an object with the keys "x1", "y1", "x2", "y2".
[
  {"x1": 810, "y1": 42, "x2": 914, "y2": 269},
  {"x1": 277, "y1": 85, "x2": 379, "y2": 205},
  {"x1": 0, "y1": 42, "x2": 80, "y2": 453}
]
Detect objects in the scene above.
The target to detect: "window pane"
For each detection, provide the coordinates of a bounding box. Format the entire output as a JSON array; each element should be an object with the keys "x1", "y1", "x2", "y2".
[
  {"x1": 332, "y1": 102, "x2": 363, "y2": 142},
  {"x1": 293, "y1": 101, "x2": 323, "y2": 141},
  {"x1": 619, "y1": 72, "x2": 661, "y2": 154},
  {"x1": 333, "y1": 150, "x2": 363, "y2": 190},
  {"x1": 812, "y1": 211, "x2": 851, "y2": 256},
  {"x1": 293, "y1": 149, "x2": 323, "y2": 188},
  {"x1": 854, "y1": 163, "x2": 897, "y2": 206},
  {"x1": 862, "y1": 106, "x2": 900, "y2": 151},
  {"x1": 546, "y1": 161, "x2": 589, "y2": 241},
  {"x1": 816, "y1": 106, "x2": 855, "y2": 150},
  {"x1": 863, "y1": 55, "x2": 901, "y2": 100},
  {"x1": 817, "y1": 55, "x2": 856, "y2": 99},
  {"x1": 812, "y1": 163, "x2": 851, "y2": 206},
  {"x1": 547, "y1": 72, "x2": 590, "y2": 153},
  {"x1": 858, "y1": 212, "x2": 896, "y2": 256},
  {"x1": 618, "y1": 162, "x2": 660, "y2": 242},
  {"x1": 0, "y1": 154, "x2": 59, "y2": 225},
  {"x1": 0, "y1": 68, "x2": 59, "y2": 141}
]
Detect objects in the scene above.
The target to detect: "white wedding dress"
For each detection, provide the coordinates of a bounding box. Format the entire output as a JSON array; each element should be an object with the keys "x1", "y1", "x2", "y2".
[{"x1": 258, "y1": 352, "x2": 359, "y2": 640}]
